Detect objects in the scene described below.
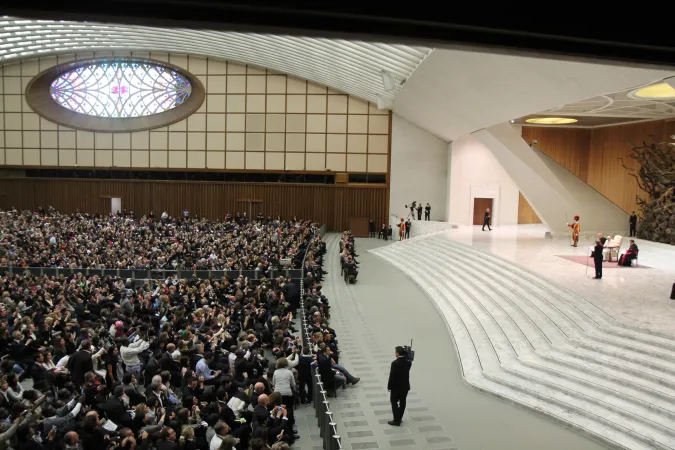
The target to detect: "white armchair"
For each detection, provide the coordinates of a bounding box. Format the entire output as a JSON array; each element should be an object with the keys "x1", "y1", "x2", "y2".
[{"x1": 604, "y1": 235, "x2": 622, "y2": 262}]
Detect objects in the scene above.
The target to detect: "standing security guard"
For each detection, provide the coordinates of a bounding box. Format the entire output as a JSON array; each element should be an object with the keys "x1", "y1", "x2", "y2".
[{"x1": 388, "y1": 346, "x2": 412, "y2": 426}]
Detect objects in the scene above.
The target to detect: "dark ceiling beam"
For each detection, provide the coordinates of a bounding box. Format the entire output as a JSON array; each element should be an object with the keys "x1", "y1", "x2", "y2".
[{"x1": 2, "y1": 3, "x2": 675, "y2": 69}]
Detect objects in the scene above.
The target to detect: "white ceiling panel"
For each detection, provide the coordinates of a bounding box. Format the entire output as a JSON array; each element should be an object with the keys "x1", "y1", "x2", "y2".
[{"x1": 0, "y1": 16, "x2": 432, "y2": 108}]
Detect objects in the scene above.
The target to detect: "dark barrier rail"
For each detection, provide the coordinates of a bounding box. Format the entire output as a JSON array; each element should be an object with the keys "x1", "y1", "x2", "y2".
[{"x1": 299, "y1": 226, "x2": 341, "y2": 450}]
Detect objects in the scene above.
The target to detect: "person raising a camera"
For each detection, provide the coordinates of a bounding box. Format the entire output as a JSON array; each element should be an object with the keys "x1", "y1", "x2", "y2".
[{"x1": 388, "y1": 346, "x2": 412, "y2": 426}]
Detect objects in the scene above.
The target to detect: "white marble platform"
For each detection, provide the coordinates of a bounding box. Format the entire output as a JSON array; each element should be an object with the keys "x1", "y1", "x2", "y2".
[
  {"x1": 371, "y1": 232, "x2": 675, "y2": 450},
  {"x1": 405, "y1": 219, "x2": 458, "y2": 238}
]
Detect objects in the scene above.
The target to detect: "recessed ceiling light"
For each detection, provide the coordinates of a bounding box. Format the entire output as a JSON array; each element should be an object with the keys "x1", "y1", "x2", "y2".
[
  {"x1": 525, "y1": 117, "x2": 578, "y2": 125},
  {"x1": 630, "y1": 82, "x2": 675, "y2": 100}
]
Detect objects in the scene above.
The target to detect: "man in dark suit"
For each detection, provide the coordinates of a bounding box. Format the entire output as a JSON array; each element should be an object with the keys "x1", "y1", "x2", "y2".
[
  {"x1": 387, "y1": 346, "x2": 412, "y2": 426},
  {"x1": 285, "y1": 278, "x2": 299, "y2": 312},
  {"x1": 297, "y1": 347, "x2": 314, "y2": 404},
  {"x1": 593, "y1": 240, "x2": 604, "y2": 280},
  {"x1": 103, "y1": 385, "x2": 133, "y2": 427},
  {"x1": 159, "y1": 344, "x2": 176, "y2": 372},
  {"x1": 629, "y1": 211, "x2": 638, "y2": 237},
  {"x1": 68, "y1": 339, "x2": 94, "y2": 387}
]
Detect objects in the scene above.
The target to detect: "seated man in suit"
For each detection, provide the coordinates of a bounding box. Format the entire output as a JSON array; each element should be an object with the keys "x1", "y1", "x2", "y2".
[{"x1": 379, "y1": 224, "x2": 388, "y2": 240}]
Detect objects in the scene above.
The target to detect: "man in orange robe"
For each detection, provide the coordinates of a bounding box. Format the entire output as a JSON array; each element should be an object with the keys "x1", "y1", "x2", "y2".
[
  {"x1": 567, "y1": 215, "x2": 580, "y2": 247},
  {"x1": 397, "y1": 218, "x2": 406, "y2": 241}
]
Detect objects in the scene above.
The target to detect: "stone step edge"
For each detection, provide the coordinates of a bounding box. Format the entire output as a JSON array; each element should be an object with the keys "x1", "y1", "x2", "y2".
[
  {"x1": 432, "y1": 237, "x2": 675, "y2": 343},
  {"x1": 381, "y1": 250, "x2": 675, "y2": 447},
  {"x1": 410, "y1": 240, "x2": 675, "y2": 362},
  {"x1": 399, "y1": 247, "x2": 675, "y2": 437}
]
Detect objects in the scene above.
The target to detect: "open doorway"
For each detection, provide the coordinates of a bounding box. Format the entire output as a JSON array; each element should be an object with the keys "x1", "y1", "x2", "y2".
[
  {"x1": 473, "y1": 198, "x2": 493, "y2": 225},
  {"x1": 110, "y1": 197, "x2": 122, "y2": 215}
]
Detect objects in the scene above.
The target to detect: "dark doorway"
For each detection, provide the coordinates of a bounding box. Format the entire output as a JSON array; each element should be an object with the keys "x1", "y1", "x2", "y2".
[{"x1": 473, "y1": 198, "x2": 493, "y2": 225}]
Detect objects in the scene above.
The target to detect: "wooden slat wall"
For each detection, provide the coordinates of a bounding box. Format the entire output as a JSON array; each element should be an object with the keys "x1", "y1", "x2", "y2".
[
  {"x1": 522, "y1": 127, "x2": 591, "y2": 181},
  {"x1": 0, "y1": 178, "x2": 387, "y2": 232},
  {"x1": 517, "y1": 192, "x2": 542, "y2": 224},
  {"x1": 587, "y1": 121, "x2": 675, "y2": 214},
  {"x1": 522, "y1": 121, "x2": 675, "y2": 214}
]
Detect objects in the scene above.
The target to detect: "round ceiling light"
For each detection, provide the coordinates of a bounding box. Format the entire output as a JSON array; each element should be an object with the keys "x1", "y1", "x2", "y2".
[
  {"x1": 631, "y1": 82, "x2": 675, "y2": 99},
  {"x1": 525, "y1": 117, "x2": 578, "y2": 125}
]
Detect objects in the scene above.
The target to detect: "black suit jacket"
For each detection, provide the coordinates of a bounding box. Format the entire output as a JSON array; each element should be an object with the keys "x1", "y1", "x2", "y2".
[
  {"x1": 103, "y1": 396, "x2": 132, "y2": 426},
  {"x1": 297, "y1": 355, "x2": 313, "y2": 381},
  {"x1": 253, "y1": 404, "x2": 270, "y2": 425},
  {"x1": 156, "y1": 439, "x2": 180, "y2": 450},
  {"x1": 388, "y1": 356, "x2": 411, "y2": 392},
  {"x1": 68, "y1": 349, "x2": 94, "y2": 386}
]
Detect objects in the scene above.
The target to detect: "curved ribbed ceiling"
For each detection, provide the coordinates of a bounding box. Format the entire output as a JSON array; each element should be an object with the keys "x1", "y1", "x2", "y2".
[{"x1": 0, "y1": 16, "x2": 432, "y2": 108}]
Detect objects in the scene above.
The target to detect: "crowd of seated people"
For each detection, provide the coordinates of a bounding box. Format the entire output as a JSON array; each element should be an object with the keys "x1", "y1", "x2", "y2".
[
  {"x1": 339, "y1": 232, "x2": 359, "y2": 284},
  {"x1": 0, "y1": 216, "x2": 361, "y2": 449},
  {"x1": 0, "y1": 208, "x2": 313, "y2": 271}
]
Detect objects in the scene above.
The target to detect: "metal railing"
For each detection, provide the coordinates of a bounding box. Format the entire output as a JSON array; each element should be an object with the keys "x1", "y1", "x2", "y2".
[{"x1": 299, "y1": 224, "x2": 341, "y2": 450}]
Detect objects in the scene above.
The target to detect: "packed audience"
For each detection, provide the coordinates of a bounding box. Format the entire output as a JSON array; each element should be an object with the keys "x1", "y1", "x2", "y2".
[
  {"x1": 0, "y1": 209, "x2": 361, "y2": 450},
  {"x1": 0, "y1": 208, "x2": 312, "y2": 271}
]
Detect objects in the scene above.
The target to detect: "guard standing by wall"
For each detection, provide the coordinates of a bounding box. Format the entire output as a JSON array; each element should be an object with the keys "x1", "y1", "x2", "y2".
[
  {"x1": 416, "y1": 203, "x2": 423, "y2": 220},
  {"x1": 424, "y1": 203, "x2": 431, "y2": 221},
  {"x1": 629, "y1": 211, "x2": 638, "y2": 237}
]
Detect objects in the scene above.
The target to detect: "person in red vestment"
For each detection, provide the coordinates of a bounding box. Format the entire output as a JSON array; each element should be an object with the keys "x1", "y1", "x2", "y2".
[{"x1": 618, "y1": 240, "x2": 639, "y2": 266}]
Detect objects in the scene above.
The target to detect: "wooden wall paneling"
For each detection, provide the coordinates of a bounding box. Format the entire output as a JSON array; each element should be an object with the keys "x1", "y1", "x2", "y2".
[
  {"x1": 522, "y1": 121, "x2": 675, "y2": 215},
  {"x1": 587, "y1": 120, "x2": 675, "y2": 214},
  {"x1": 517, "y1": 192, "x2": 542, "y2": 224},
  {"x1": 521, "y1": 127, "x2": 591, "y2": 181},
  {"x1": 0, "y1": 178, "x2": 387, "y2": 231}
]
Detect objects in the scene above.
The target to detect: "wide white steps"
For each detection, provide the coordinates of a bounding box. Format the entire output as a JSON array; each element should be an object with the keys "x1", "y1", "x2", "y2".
[{"x1": 371, "y1": 234, "x2": 675, "y2": 450}]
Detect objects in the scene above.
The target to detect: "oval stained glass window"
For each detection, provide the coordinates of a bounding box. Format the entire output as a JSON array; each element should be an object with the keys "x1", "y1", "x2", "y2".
[
  {"x1": 49, "y1": 61, "x2": 192, "y2": 118},
  {"x1": 26, "y1": 58, "x2": 204, "y2": 132}
]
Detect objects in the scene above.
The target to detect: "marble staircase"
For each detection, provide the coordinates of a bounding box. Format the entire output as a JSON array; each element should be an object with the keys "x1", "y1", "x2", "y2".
[{"x1": 371, "y1": 234, "x2": 675, "y2": 450}]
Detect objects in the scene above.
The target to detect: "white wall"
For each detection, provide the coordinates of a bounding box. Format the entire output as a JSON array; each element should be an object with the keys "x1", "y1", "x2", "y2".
[
  {"x1": 448, "y1": 134, "x2": 520, "y2": 226},
  {"x1": 390, "y1": 114, "x2": 448, "y2": 226}
]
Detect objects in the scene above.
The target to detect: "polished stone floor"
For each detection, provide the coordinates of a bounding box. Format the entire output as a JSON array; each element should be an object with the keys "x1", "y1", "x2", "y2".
[{"x1": 444, "y1": 224, "x2": 675, "y2": 335}]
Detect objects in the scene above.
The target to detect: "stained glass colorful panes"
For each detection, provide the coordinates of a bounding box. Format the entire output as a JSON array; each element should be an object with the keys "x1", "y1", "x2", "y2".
[{"x1": 49, "y1": 61, "x2": 192, "y2": 118}]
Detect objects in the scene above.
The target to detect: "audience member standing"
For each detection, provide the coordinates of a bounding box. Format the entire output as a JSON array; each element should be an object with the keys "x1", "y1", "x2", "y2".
[
  {"x1": 405, "y1": 219, "x2": 411, "y2": 239},
  {"x1": 629, "y1": 211, "x2": 638, "y2": 237},
  {"x1": 388, "y1": 346, "x2": 411, "y2": 426},
  {"x1": 368, "y1": 219, "x2": 376, "y2": 238},
  {"x1": 68, "y1": 339, "x2": 94, "y2": 387},
  {"x1": 379, "y1": 223, "x2": 388, "y2": 240}
]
